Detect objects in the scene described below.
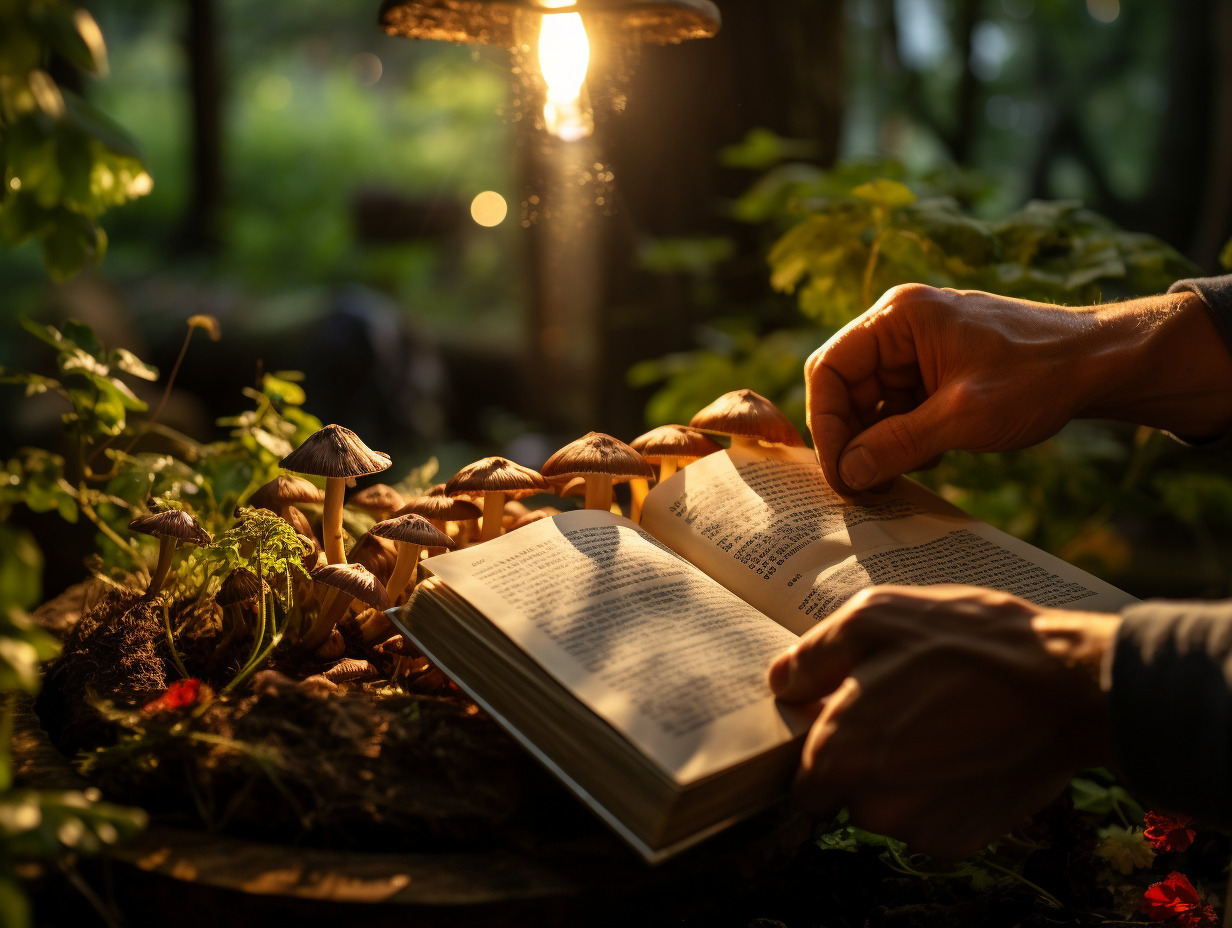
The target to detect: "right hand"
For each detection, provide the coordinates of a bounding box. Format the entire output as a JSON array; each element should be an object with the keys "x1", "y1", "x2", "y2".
[{"x1": 805, "y1": 283, "x2": 1232, "y2": 494}]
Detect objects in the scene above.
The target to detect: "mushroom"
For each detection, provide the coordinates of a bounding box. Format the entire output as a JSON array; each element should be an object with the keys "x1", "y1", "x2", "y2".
[
  {"x1": 214, "y1": 567, "x2": 265, "y2": 651},
  {"x1": 629, "y1": 424, "x2": 723, "y2": 521},
  {"x1": 279, "y1": 424, "x2": 392, "y2": 565},
  {"x1": 510, "y1": 506, "x2": 561, "y2": 530},
  {"x1": 540, "y1": 432, "x2": 653, "y2": 514},
  {"x1": 444, "y1": 457, "x2": 547, "y2": 543},
  {"x1": 368, "y1": 513, "x2": 454, "y2": 603},
  {"x1": 128, "y1": 509, "x2": 214, "y2": 599},
  {"x1": 283, "y1": 505, "x2": 316, "y2": 540},
  {"x1": 347, "y1": 532, "x2": 400, "y2": 588},
  {"x1": 689, "y1": 389, "x2": 805, "y2": 452},
  {"x1": 349, "y1": 483, "x2": 406, "y2": 523},
  {"x1": 246, "y1": 475, "x2": 324, "y2": 522},
  {"x1": 393, "y1": 494, "x2": 481, "y2": 536},
  {"x1": 302, "y1": 562, "x2": 390, "y2": 652}
]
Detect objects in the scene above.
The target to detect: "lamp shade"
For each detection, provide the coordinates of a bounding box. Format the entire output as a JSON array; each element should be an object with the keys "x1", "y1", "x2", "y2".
[{"x1": 378, "y1": 0, "x2": 720, "y2": 47}]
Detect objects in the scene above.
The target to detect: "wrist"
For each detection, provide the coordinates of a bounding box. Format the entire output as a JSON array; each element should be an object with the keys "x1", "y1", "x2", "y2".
[
  {"x1": 1079, "y1": 291, "x2": 1232, "y2": 437},
  {"x1": 1031, "y1": 609, "x2": 1122, "y2": 767}
]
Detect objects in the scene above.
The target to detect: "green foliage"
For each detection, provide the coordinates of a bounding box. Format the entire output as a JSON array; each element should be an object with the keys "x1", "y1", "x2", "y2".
[
  {"x1": 634, "y1": 146, "x2": 1223, "y2": 591},
  {"x1": 0, "y1": 316, "x2": 323, "y2": 581},
  {"x1": 203, "y1": 508, "x2": 311, "y2": 610},
  {"x1": 0, "y1": 0, "x2": 150, "y2": 281}
]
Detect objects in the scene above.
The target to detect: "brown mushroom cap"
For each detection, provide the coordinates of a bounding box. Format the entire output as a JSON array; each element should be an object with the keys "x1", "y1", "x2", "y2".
[
  {"x1": 689, "y1": 389, "x2": 805, "y2": 447},
  {"x1": 347, "y1": 532, "x2": 400, "y2": 585},
  {"x1": 129, "y1": 509, "x2": 213, "y2": 547},
  {"x1": 280, "y1": 424, "x2": 392, "y2": 480},
  {"x1": 540, "y1": 432, "x2": 653, "y2": 483},
  {"x1": 349, "y1": 483, "x2": 405, "y2": 516},
  {"x1": 445, "y1": 457, "x2": 548, "y2": 500},
  {"x1": 369, "y1": 513, "x2": 454, "y2": 549},
  {"x1": 630, "y1": 424, "x2": 723, "y2": 463},
  {"x1": 310, "y1": 562, "x2": 390, "y2": 612},
  {"x1": 393, "y1": 495, "x2": 481, "y2": 523},
  {"x1": 247, "y1": 475, "x2": 323, "y2": 511},
  {"x1": 283, "y1": 505, "x2": 315, "y2": 539},
  {"x1": 511, "y1": 507, "x2": 560, "y2": 529},
  {"x1": 215, "y1": 567, "x2": 265, "y2": 607}
]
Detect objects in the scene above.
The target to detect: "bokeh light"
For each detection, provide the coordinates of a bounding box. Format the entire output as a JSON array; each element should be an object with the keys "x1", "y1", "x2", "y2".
[{"x1": 470, "y1": 191, "x2": 508, "y2": 227}]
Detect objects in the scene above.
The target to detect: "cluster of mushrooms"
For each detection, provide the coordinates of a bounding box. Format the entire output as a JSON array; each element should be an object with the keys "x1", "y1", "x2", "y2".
[{"x1": 125, "y1": 389, "x2": 804, "y2": 683}]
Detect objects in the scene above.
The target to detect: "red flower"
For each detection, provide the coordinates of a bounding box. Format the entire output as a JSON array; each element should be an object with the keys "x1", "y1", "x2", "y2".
[
  {"x1": 1145, "y1": 811, "x2": 1197, "y2": 853},
  {"x1": 142, "y1": 678, "x2": 205, "y2": 714},
  {"x1": 1142, "y1": 872, "x2": 1219, "y2": 927}
]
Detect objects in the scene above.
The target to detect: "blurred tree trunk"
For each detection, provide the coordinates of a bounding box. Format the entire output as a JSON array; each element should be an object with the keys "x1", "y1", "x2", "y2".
[
  {"x1": 181, "y1": 0, "x2": 223, "y2": 252},
  {"x1": 519, "y1": 0, "x2": 846, "y2": 438}
]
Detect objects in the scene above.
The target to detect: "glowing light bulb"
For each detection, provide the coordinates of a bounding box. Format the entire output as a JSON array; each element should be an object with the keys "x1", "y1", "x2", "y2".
[{"x1": 538, "y1": 10, "x2": 593, "y2": 141}]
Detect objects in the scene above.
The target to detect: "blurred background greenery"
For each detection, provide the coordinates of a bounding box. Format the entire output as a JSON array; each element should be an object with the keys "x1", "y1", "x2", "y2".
[{"x1": 2, "y1": 0, "x2": 1232, "y2": 602}]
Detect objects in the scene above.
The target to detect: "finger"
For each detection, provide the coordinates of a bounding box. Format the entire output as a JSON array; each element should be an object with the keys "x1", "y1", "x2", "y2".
[
  {"x1": 769, "y1": 592, "x2": 887, "y2": 702},
  {"x1": 836, "y1": 388, "x2": 967, "y2": 490},
  {"x1": 790, "y1": 678, "x2": 867, "y2": 814}
]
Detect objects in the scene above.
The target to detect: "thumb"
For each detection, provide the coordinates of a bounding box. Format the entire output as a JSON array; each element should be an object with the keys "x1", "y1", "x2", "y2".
[{"x1": 837, "y1": 395, "x2": 961, "y2": 490}]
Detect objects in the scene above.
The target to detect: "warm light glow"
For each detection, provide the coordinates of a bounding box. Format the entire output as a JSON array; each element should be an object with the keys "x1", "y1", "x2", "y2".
[
  {"x1": 538, "y1": 11, "x2": 593, "y2": 141},
  {"x1": 1086, "y1": 0, "x2": 1119, "y2": 22},
  {"x1": 470, "y1": 191, "x2": 508, "y2": 227}
]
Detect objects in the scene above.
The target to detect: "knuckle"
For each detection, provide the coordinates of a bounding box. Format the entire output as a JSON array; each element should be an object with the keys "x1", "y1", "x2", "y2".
[{"x1": 883, "y1": 414, "x2": 924, "y2": 462}]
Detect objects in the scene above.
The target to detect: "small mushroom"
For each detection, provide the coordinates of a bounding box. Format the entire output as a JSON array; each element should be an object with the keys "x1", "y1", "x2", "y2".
[
  {"x1": 369, "y1": 513, "x2": 454, "y2": 603},
  {"x1": 393, "y1": 494, "x2": 481, "y2": 535},
  {"x1": 689, "y1": 389, "x2": 805, "y2": 452},
  {"x1": 349, "y1": 483, "x2": 406, "y2": 523},
  {"x1": 629, "y1": 424, "x2": 723, "y2": 521},
  {"x1": 246, "y1": 475, "x2": 323, "y2": 522},
  {"x1": 283, "y1": 505, "x2": 316, "y2": 540},
  {"x1": 510, "y1": 507, "x2": 561, "y2": 530},
  {"x1": 214, "y1": 568, "x2": 266, "y2": 651},
  {"x1": 302, "y1": 562, "x2": 390, "y2": 652},
  {"x1": 280, "y1": 424, "x2": 392, "y2": 565},
  {"x1": 129, "y1": 509, "x2": 213, "y2": 599},
  {"x1": 348, "y1": 532, "x2": 400, "y2": 587},
  {"x1": 445, "y1": 457, "x2": 547, "y2": 543},
  {"x1": 540, "y1": 432, "x2": 653, "y2": 514}
]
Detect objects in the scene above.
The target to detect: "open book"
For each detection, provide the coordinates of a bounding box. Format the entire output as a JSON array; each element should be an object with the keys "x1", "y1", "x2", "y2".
[{"x1": 388, "y1": 446, "x2": 1135, "y2": 863}]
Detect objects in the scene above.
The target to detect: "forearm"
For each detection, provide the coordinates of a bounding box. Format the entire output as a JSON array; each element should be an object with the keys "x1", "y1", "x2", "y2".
[{"x1": 1077, "y1": 283, "x2": 1232, "y2": 438}]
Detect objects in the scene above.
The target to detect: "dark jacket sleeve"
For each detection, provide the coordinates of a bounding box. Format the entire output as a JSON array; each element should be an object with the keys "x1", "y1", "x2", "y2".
[
  {"x1": 1108, "y1": 274, "x2": 1232, "y2": 822},
  {"x1": 1110, "y1": 601, "x2": 1232, "y2": 823},
  {"x1": 1169, "y1": 274, "x2": 1232, "y2": 344}
]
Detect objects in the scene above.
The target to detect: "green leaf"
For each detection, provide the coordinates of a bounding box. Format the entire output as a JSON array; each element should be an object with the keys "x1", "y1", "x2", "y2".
[
  {"x1": 852, "y1": 179, "x2": 916, "y2": 209},
  {"x1": 0, "y1": 873, "x2": 31, "y2": 928},
  {"x1": 1219, "y1": 235, "x2": 1232, "y2": 271},
  {"x1": 260, "y1": 374, "x2": 306, "y2": 407},
  {"x1": 110, "y1": 347, "x2": 158, "y2": 381}
]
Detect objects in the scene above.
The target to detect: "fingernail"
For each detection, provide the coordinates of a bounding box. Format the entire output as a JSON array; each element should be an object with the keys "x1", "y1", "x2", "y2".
[{"x1": 839, "y1": 446, "x2": 875, "y2": 489}]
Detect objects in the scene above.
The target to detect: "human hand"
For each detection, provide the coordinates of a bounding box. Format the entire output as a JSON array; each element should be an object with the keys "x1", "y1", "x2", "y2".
[
  {"x1": 806, "y1": 283, "x2": 1232, "y2": 494},
  {"x1": 768, "y1": 584, "x2": 1121, "y2": 860}
]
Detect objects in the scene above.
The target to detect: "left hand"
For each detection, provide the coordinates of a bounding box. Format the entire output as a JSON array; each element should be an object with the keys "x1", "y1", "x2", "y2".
[{"x1": 768, "y1": 584, "x2": 1121, "y2": 859}]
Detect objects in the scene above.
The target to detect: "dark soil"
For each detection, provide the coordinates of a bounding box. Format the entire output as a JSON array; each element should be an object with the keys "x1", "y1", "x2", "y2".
[{"x1": 34, "y1": 581, "x2": 601, "y2": 853}]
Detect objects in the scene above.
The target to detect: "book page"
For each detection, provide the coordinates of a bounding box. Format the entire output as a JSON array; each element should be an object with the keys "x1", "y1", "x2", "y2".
[
  {"x1": 640, "y1": 446, "x2": 1136, "y2": 636},
  {"x1": 420, "y1": 509, "x2": 811, "y2": 784}
]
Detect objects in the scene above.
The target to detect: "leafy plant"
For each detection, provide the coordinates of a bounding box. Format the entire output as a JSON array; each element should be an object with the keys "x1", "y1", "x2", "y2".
[
  {"x1": 632, "y1": 138, "x2": 1230, "y2": 593},
  {"x1": 0, "y1": 518, "x2": 145, "y2": 928},
  {"x1": 0, "y1": 0, "x2": 151, "y2": 280}
]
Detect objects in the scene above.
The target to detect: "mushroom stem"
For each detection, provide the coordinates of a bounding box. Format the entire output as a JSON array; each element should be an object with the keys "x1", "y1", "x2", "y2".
[
  {"x1": 583, "y1": 474, "x2": 613, "y2": 512},
  {"x1": 629, "y1": 477, "x2": 649, "y2": 523},
  {"x1": 302, "y1": 591, "x2": 352, "y2": 652},
  {"x1": 386, "y1": 544, "x2": 424, "y2": 603},
  {"x1": 730, "y1": 435, "x2": 761, "y2": 454},
  {"x1": 480, "y1": 491, "x2": 506, "y2": 542},
  {"x1": 360, "y1": 610, "x2": 395, "y2": 645},
  {"x1": 659, "y1": 459, "x2": 680, "y2": 482},
  {"x1": 144, "y1": 538, "x2": 178, "y2": 599},
  {"x1": 322, "y1": 476, "x2": 347, "y2": 564}
]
